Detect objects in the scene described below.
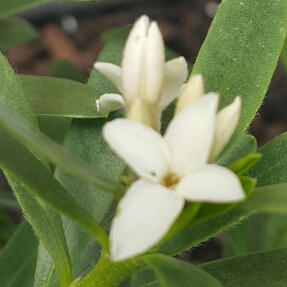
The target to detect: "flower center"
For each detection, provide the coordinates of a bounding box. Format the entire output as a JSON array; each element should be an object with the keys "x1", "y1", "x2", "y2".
[{"x1": 161, "y1": 173, "x2": 179, "y2": 189}]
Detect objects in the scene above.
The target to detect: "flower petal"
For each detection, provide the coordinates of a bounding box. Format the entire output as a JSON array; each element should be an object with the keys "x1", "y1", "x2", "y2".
[
  {"x1": 159, "y1": 57, "x2": 188, "y2": 111},
  {"x1": 94, "y1": 62, "x2": 122, "y2": 93},
  {"x1": 110, "y1": 179, "x2": 184, "y2": 261},
  {"x1": 122, "y1": 15, "x2": 149, "y2": 106},
  {"x1": 141, "y1": 22, "x2": 165, "y2": 105},
  {"x1": 103, "y1": 119, "x2": 172, "y2": 180},
  {"x1": 95, "y1": 94, "x2": 126, "y2": 112},
  {"x1": 175, "y1": 74, "x2": 204, "y2": 114},
  {"x1": 175, "y1": 164, "x2": 245, "y2": 203},
  {"x1": 164, "y1": 93, "x2": 218, "y2": 176},
  {"x1": 209, "y1": 97, "x2": 241, "y2": 162}
]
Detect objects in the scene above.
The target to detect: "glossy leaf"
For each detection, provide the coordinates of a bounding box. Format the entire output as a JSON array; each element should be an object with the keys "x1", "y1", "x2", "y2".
[
  {"x1": 19, "y1": 75, "x2": 106, "y2": 118},
  {"x1": 0, "y1": 52, "x2": 72, "y2": 286},
  {"x1": 0, "y1": 221, "x2": 38, "y2": 287},
  {"x1": 143, "y1": 254, "x2": 223, "y2": 287},
  {"x1": 200, "y1": 248, "x2": 287, "y2": 286},
  {"x1": 248, "y1": 132, "x2": 287, "y2": 186},
  {"x1": 0, "y1": 17, "x2": 38, "y2": 50},
  {"x1": 192, "y1": 0, "x2": 287, "y2": 151}
]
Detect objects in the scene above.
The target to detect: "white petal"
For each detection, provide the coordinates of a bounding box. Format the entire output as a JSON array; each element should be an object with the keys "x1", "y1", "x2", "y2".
[
  {"x1": 95, "y1": 94, "x2": 126, "y2": 112},
  {"x1": 110, "y1": 179, "x2": 184, "y2": 261},
  {"x1": 103, "y1": 119, "x2": 172, "y2": 180},
  {"x1": 164, "y1": 93, "x2": 218, "y2": 176},
  {"x1": 122, "y1": 15, "x2": 149, "y2": 106},
  {"x1": 175, "y1": 165, "x2": 245, "y2": 203},
  {"x1": 94, "y1": 62, "x2": 122, "y2": 93},
  {"x1": 159, "y1": 57, "x2": 188, "y2": 111},
  {"x1": 141, "y1": 22, "x2": 165, "y2": 105},
  {"x1": 209, "y1": 97, "x2": 241, "y2": 162},
  {"x1": 175, "y1": 74, "x2": 205, "y2": 114}
]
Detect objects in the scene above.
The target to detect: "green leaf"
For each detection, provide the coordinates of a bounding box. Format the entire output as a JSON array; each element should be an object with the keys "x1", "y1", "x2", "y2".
[
  {"x1": 36, "y1": 116, "x2": 126, "y2": 286},
  {"x1": 0, "y1": 17, "x2": 38, "y2": 50},
  {"x1": 143, "y1": 254, "x2": 223, "y2": 287},
  {"x1": 240, "y1": 183, "x2": 287, "y2": 213},
  {"x1": 37, "y1": 116, "x2": 72, "y2": 145},
  {"x1": 159, "y1": 207, "x2": 254, "y2": 256},
  {"x1": 0, "y1": 126, "x2": 108, "y2": 247},
  {"x1": 0, "y1": 52, "x2": 72, "y2": 286},
  {"x1": 228, "y1": 154, "x2": 261, "y2": 175},
  {"x1": 0, "y1": 0, "x2": 100, "y2": 17},
  {"x1": 218, "y1": 134, "x2": 257, "y2": 167},
  {"x1": 192, "y1": 0, "x2": 287, "y2": 151},
  {"x1": 130, "y1": 268, "x2": 156, "y2": 287},
  {"x1": 248, "y1": 132, "x2": 287, "y2": 186},
  {"x1": 0, "y1": 221, "x2": 38, "y2": 287},
  {"x1": 50, "y1": 60, "x2": 85, "y2": 83},
  {"x1": 34, "y1": 27, "x2": 128, "y2": 285},
  {"x1": 223, "y1": 213, "x2": 287, "y2": 258},
  {"x1": 0, "y1": 102, "x2": 125, "y2": 198},
  {"x1": 19, "y1": 75, "x2": 106, "y2": 118},
  {"x1": 88, "y1": 26, "x2": 130, "y2": 94},
  {"x1": 200, "y1": 248, "x2": 287, "y2": 286}
]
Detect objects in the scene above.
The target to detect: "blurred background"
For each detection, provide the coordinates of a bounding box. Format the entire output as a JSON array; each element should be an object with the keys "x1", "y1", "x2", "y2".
[{"x1": 2, "y1": 0, "x2": 287, "y2": 264}]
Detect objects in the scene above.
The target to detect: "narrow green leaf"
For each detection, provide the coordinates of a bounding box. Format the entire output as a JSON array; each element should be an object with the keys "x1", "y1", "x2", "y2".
[
  {"x1": 0, "y1": 17, "x2": 38, "y2": 50},
  {"x1": 0, "y1": 221, "x2": 38, "y2": 287},
  {"x1": 192, "y1": 0, "x2": 287, "y2": 150},
  {"x1": 200, "y1": 248, "x2": 287, "y2": 286},
  {"x1": 0, "y1": 127, "x2": 108, "y2": 248},
  {"x1": 218, "y1": 134, "x2": 257, "y2": 167},
  {"x1": 0, "y1": 0, "x2": 101, "y2": 17},
  {"x1": 37, "y1": 116, "x2": 126, "y2": 286},
  {"x1": 159, "y1": 207, "x2": 253, "y2": 256},
  {"x1": 50, "y1": 60, "x2": 85, "y2": 83},
  {"x1": 35, "y1": 27, "x2": 129, "y2": 286},
  {"x1": 0, "y1": 102, "x2": 125, "y2": 197},
  {"x1": 228, "y1": 154, "x2": 261, "y2": 175},
  {"x1": 88, "y1": 26, "x2": 130, "y2": 94},
  {"x1": 223, "y1": 213, "x2": 287, "y2": 258},
  {"x1": 143, "y1": 254, "x2": 223, "y2": 287},
  {"x1": 0, "y1": 52, "x2": 72, "y2": 286},
  {"x1": 37, "y1": 116, "x2": 72, "y2": 145},
  {"x1": 248, "y1": 132, "x2": 287, "y2": 186},
  {"x1": 240, "y1": 183, "x2": 287, "y2": 213},
  {"x1": 19, "y1": 75, "x2": 106, "y2": 118}
]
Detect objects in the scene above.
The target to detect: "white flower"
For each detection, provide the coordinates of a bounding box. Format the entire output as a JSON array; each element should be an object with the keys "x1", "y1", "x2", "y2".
[
  {"x1": 103, "y1": 93, "x2": 245, "y2": 262},
  {"x1": 94, "y1": 15, "x2": 188, "y2": 130}
]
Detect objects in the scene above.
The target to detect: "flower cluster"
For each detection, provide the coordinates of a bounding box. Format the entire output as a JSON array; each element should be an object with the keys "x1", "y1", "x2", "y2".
[
  {"x1": 94, "y1": 15, "x2": 245, "y2": 262},
  {"x1": 95, "y1": 15, "x2": 188, "y2": 131}
]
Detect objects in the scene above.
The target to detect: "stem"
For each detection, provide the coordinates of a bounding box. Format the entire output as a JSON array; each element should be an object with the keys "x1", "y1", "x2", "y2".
[{"x1": 77, "y1": 250, "x2": 146, "y2": 287}]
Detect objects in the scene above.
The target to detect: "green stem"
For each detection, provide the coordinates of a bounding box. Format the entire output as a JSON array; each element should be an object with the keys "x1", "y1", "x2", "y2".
[{"x1": 77, "y1": 250, "x2": 145, "y2": 287}]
